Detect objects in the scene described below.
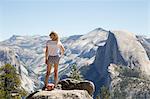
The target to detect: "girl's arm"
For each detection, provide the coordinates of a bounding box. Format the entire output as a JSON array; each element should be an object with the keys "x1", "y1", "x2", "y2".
[
  {"x1": 60, "y1": 44, "x2": 65, "y2": 56},
  {"x1": 45, "y1": 46, "x2": 48, "y2": 64}
]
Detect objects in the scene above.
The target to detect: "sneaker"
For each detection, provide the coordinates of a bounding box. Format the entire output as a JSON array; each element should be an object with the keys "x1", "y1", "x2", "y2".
[{"x1": 47, "y1": 83, "x2": 54, "y2": 91}]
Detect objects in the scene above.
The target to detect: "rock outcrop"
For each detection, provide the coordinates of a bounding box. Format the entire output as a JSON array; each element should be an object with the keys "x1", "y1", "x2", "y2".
[
  {"x1": 58, "y1": 78, "x2": 95, "y2": 96},
  {"x1": 27, "y1": 79, "x2": 94, "y2": 99},
  {"x1": 28, "y1": 90, "x2": 92, "y2": 99}
]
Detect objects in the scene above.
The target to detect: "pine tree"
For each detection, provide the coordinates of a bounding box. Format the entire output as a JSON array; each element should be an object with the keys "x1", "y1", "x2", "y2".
[
  {"x1": 69, "y1": 64, "x2": 83, "y2": 81},
  {"x1": 100, "y1": 86, "x2": 110, "y2": 99},
  {"x1": 0, "y1": 64, "x2": 27, "y2": 98}
]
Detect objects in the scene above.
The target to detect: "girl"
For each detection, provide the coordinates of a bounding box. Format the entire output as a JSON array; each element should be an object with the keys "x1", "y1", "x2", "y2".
[{"x1": 43, "y1": 31, "x2": 65, "y2": 90}]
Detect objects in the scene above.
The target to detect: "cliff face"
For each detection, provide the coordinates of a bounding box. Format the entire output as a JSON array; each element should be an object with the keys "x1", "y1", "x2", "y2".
[
  {"x1": 112, "y1": 31, "x2": 150, "y2": 75},
  {"x1": 0, "y1": 35, "x2": 50, "y2": 92},
  {"x1": 108, "y1": 64, "x2": 150, "y2": 99},
  {"x1": 137, "y1": 35, "x2": 150, "y2": 60},
  {"x1": 0, "y1": 46, "x2": 36, "y2": 92},
  {"x1": 80, "y1": 30, "x2": 150, "y2": 97}
]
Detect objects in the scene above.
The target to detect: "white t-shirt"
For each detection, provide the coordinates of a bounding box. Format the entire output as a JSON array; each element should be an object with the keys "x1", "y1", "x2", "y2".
[{"x1": 46, "y1": 40, "x2": 63, "y2": 56}]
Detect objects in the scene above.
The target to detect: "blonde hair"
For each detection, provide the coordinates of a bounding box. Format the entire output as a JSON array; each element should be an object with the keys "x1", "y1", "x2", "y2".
[{"x1": 49, "y1": 31, "x2": 60, "y2": 43}]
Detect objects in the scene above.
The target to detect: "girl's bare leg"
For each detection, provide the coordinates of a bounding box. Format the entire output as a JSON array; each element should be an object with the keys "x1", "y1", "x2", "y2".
[
  {"x1": 54, "y1": 63, "x2": 59, "y2": 86},
  {"x1": 44, "y1": 64, "x2": 52, "y2": 87}
]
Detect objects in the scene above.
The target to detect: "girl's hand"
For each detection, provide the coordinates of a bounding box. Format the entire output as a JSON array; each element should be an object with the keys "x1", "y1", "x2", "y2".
[
  {"x1": 45, "y1": 59, "x2": 48, "y2": 65},
  {"x1": 60, "y1": 53, "x2": 64, "y2": 57}
]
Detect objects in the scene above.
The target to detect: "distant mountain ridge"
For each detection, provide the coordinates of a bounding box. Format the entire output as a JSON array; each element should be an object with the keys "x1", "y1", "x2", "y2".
[
  {"x1": 0, "y1": 28, "x2": 150, "y2": 98},
  {"x1": 0, "y1": 35, "x2": 49, "y2": 92}
]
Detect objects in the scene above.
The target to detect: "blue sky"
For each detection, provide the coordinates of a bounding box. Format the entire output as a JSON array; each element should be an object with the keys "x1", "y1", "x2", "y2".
[{"x1": 0, "y1": 0, "x2": 149, "y2": 41}]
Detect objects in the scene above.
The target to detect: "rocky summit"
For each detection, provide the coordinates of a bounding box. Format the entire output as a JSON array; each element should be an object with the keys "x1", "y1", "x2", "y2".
[
  {"x1": 28, "y1": 90, "x2": 92, "y2": 99},
  {"x1": 27, "y1": 79, "x2": 95, "y2": 99}
]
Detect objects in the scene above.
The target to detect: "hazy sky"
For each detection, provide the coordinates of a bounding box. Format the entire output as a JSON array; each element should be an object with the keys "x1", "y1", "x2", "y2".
[{"x1": 0, "y1": 0, "x2": 149, "y2": 41}]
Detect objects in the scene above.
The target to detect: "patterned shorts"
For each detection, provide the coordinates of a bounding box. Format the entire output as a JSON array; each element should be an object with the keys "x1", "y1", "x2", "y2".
[{"x1": 48, "y1": 55, "x2": 61, "y2": 64}]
